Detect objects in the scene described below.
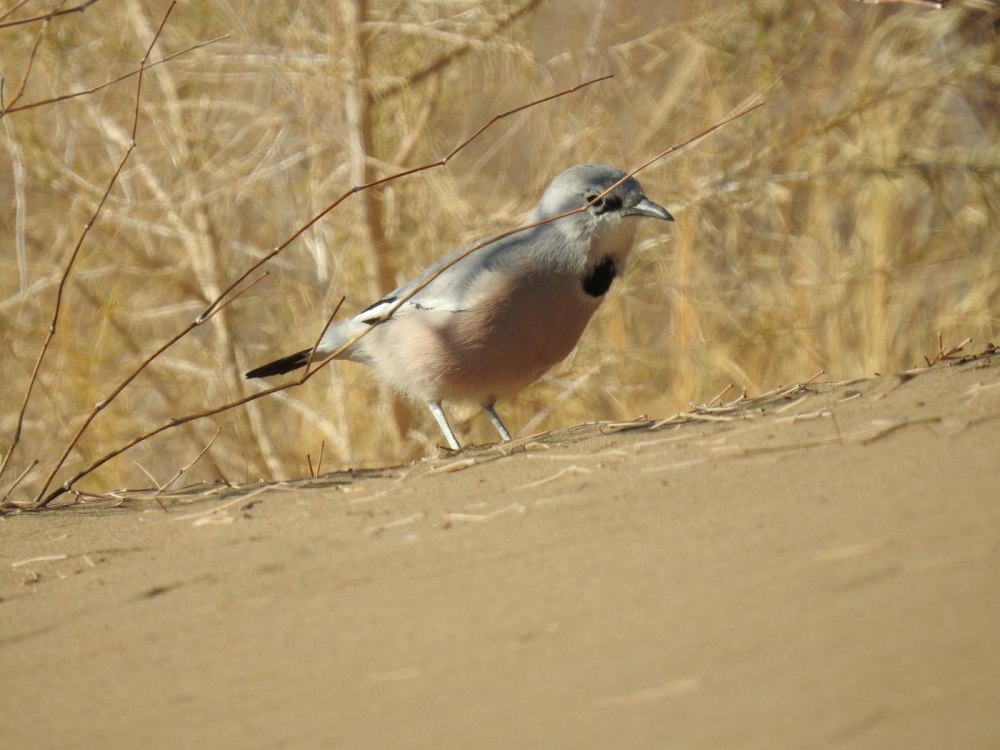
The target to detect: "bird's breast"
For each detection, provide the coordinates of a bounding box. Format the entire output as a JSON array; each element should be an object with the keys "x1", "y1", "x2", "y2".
[{"x1": 364, "y1": 267, "x2": 603, "y2": 404}]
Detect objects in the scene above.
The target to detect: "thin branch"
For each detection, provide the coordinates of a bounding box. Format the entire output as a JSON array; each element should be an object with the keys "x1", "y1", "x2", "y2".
[
  {"x1": 18, "y1": 1, "x2": 176, "y2": 504},
  {"x1": 132, "y1": 460, "x2": 161, "y2": 488},
  {"x1": 0, "y1": 0, "x2": 98, "y2": 29},
  {"x1": 0, "y1": 126, "x2": 137, "y2": 499},
  {"x1": 303, "y1": 297, "x2": 346, "y2": 374},
  {"x1": 0, "y1": 459, "x2": 38, "y2": 509},
  {"x1": 131, "y1": 0, "x2": 175, "y2": 143},
  {"x1": 202, "y1": 272, "x2": 269, "y2": 323},
  {"x1": 38, "y1": 369, "x2": 330, "y2": 503},
  {"x1": 625, "y1": 98, "x2": 767, "y2": 185},
  {"x1": 33, "y1": 296, "x2": 345, "y2": 505},
  {"x1": 847, "y1": 0, "x2": 949, "y2": 7},
  {"x1": 1, "y1": 7, "x2": 49, "y2": 114},
  {"x1": 210, "y1": 460, "x2": 233, "y2": 488},
  {"x1": 35, "y1": 95, "x2": 765, "y2": 508},
  {"x1": 0, "y1": 1, "x2": 33, "y2": 24},
  {"x1": 155, "y1": 427, "x2": 222, "y2": 494},
  {"x1": 455, "y1": 75, "x2": 617, "y2": 162},
  {"x1": 924, "y1": 335, "x2": 973, "y2": 366},
  {"x1": 374, "y1": 0, "x2": 544, "y2": 101},
  {"x1": 1, "y1": 34, "x2": 228, "y2": 117}
]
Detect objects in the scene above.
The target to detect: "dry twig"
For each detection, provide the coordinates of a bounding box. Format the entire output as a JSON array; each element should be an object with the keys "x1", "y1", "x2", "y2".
[
  {"x1": 0, "y1": 5, "x2": 49, "y2": 115},
  {"x1": 155, "y1": 427, "x2": 222, "y2": 494},
  {"x1": 0, "y1": 459, "x2": 38, "y2": 507},
  {"x1": 1, "y1": 34, "x2": 228, "y2": 117},
  {"x1": 375, "y1": 0, "x2": 544, "y2": 100},
  {"x1": 847, "y1": 0, "x2": 949, "y2": 7},
  {"x1": 1, "y1": 3, "x2": 177, "y2": 505},
  {"x1": 0, "y1": 0, "x2": 99, "y2": 29},
  {"x1": 924, "y1": 334, "x2": 973, "y2": 367},
  {"x1": 0, "y1": 1, "x2": 33, "y2": 24}
]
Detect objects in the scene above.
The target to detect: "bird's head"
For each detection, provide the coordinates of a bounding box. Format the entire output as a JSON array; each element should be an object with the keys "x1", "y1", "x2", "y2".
[{"x1": 533, "y1": 164, "x2": 674, "y2": 229}]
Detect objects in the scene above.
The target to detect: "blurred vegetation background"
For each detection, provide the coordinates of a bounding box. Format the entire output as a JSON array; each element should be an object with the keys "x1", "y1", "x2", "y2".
[{"x1": 1, "y1": 0, "x2": 998, "y2": 500}]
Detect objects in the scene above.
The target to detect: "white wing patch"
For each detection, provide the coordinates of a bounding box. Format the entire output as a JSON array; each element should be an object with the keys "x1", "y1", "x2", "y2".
[{"x1": 354, "y1": 295, "x2": 466, "y2": 325}]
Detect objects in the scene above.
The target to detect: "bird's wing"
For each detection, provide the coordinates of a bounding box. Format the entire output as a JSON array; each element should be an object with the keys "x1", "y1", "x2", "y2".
[{"x1": 352, "y1": 229, "x2": 535, "y2": 323}]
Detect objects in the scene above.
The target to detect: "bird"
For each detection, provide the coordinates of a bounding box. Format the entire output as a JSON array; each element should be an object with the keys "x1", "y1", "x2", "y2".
[{"x1": 245, "y1": 163, "x2": 673, "y2": 451}]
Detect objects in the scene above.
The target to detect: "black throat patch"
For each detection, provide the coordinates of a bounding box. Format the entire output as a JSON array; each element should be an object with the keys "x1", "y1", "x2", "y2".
[{"x1": 582, "y1": 256, "x2": 616, "y2": 297}]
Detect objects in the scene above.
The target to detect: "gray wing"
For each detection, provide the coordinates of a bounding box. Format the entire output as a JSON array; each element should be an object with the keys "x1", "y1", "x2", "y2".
[
  {"x1": 316, "y1": 223, "x2": 558, "y2": 361},
  {"x1": 352, "y1": 225, "x2": 544, "y2": 323}
]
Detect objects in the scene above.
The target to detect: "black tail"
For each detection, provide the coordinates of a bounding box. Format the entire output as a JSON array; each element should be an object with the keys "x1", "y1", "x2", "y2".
[{"x1": 245, "y1": 349, "x2": 311, "y2": 379}]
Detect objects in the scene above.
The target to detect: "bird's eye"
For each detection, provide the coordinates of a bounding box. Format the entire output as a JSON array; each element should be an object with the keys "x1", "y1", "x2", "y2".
[{"x1": 585, "y1": 190, "x2": 622, "y2": 215}]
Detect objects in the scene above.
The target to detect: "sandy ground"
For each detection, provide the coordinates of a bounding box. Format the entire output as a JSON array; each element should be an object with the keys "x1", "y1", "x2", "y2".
[{"x1": 3, "y1": 354, "x2": 999, "y2": 750}]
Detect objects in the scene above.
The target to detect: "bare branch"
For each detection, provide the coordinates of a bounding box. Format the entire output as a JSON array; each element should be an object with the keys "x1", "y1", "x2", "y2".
[
  {"x1": 924, "y1": 335, "x2": 973, "y2": 366},
  {"x1": 131, "y1": 0, "x2": 176, "y2": 144},
  {"x1": 0, "y1": 34, "x2": 228, "y2": 117},
  {"x1": 38, "y1": 367, "x2": 325, "y2": 504},
  {"x1": 155, "y1": 427, "x2": 222, "y2": 494},
  {"x1": 0, "y1": 459, "x2": 38, "y2": 510},
  {"x1": 0, "y1": 135, "x2": 136, "y2": 499},
  {"x1": 303, "y1": 298, "x2": 346, "y2": 375},
  {"x1": 624, "y1": 98, "x2": 766, "y2": 184},
  {"x1": 17, "y1": 1, "x2": 176, "y2": 503},
  {"x1": 375, "y1": 0, "x2": 544, "y2": 101},
  {"x1": 1, "y1": 8, "x2": 48, "y2": 114},
  {"x1": 0, "y1": 0, "x2": 99, "y2": 29},
  {"x1": 202, "y1": 273, "x2": 270, "y2": 324},
  {"x1": 846, "y1": 0, "x2": 950, "y2": 7},
  {"x1": 0, "y1": 1, "x2": 33, "y2": 24}
]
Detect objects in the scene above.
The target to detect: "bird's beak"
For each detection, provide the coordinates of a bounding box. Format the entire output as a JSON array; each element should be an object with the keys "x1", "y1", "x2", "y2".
[{"x1": 627, "y1": 197, "x2": 674, "y2": 221}]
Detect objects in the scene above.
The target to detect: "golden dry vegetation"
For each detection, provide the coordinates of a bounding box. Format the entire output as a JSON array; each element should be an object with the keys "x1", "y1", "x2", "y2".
[{"x1": 1, "y1": 0, "x2": 998, "y2": 502}]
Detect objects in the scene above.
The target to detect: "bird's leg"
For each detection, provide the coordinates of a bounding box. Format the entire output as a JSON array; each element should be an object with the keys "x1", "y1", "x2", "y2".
[
  {"x1": 427, "y1": 401, "x2": 461, "y2": 451},
  {"x1": 484, "y1": 405, "x2": 512, "y2": 442}
]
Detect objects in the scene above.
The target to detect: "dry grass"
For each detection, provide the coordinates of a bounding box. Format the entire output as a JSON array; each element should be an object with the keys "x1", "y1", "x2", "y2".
[{"x1": 1, "y1": 0, "x2": 998, "y2": 502}]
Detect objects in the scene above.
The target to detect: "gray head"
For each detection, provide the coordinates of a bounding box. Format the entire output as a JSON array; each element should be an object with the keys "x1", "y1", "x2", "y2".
[{"x1": 533, "y1": 163, "x2": 673, "y2": 224}]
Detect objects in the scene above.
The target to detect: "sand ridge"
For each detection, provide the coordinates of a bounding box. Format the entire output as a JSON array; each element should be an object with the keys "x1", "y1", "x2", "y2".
[{"x1": 3, "y1": 354, "x2": 999, "y2": 749}]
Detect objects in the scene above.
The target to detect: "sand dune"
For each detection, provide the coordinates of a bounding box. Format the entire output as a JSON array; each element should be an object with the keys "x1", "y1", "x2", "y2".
[{"x1": 3, "y1": 354, "x2": 999, "y2": 749}]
